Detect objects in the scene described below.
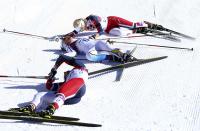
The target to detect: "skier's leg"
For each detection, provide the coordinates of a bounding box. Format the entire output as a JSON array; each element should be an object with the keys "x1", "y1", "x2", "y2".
[
  {"x1": 64, "y1": 85, "x2": 86, "y2": 105},
  {"x1": 39, "y1": 78, "x2": 85, "y2": 118},
  {"x1": 86, "y1": 44, "x2": 108, "y2": 62},
  {"x1": 109, "y1": 28, "x2": 122, "y2": 36},
  {"x1": 8, "y1": 92, "x2": 56, "y2": 113}
]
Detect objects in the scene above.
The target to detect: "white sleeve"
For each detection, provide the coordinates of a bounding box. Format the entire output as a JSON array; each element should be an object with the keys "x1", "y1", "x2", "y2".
[
  {"x1": 74, "y1": 27, "x2": 82, "y2": 33},
  {"x1": 63, "y1": 51, "x2": 77, "y2": 57},
  {"x1": 60, "y1": 41, "x2": 77, "y2": 57}
]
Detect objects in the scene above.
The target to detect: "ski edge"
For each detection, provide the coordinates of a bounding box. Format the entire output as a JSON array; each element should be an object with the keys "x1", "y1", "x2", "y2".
[
  {"x1": 0, "y1": 114, "x2": 101, "y2": 127},
  {"x1": 89, "y1": 56, "x2": 168, "y2": 76},
  {"x1": 0, "y1": 110, "x2": 79, "y2": 121}
]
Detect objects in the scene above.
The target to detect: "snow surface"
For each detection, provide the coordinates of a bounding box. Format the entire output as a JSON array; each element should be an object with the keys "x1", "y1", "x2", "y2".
[{"x1": 0, "y1": 0, "x2": 200, "y2": 131}]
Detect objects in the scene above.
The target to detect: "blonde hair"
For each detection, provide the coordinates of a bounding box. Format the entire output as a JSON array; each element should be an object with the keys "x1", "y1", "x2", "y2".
[{"x1": 73, "y1": 18, "x2": 86, "y2": 31}]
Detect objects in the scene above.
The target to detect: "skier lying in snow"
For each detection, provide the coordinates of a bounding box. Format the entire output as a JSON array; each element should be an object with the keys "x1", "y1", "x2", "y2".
[
  {"x1": 73, "y1": 14, "x2": 147, "y2": 38},
  {"x1": 71, "y1": 14, "x2": 163, "y2": 38},
  {"x1": 48, "y1": 15, "x2": 143, "y2": 39},
  {"x1": 49, "y1": 14, "x2": 164, "y2": 41},
  {"x1": 9, "y1": 54, "x2": 88, "y2": 118},
  {"x1": 50, "y1": 32, "x2": 138, "y2": 63}
]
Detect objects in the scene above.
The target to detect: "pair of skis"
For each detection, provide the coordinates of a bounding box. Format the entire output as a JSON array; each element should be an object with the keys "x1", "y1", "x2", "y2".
[
  {"x1": 119, "y1": 21, "x2": 195, "y2": 41},
  {"x1": 0, "y1": 55, "x2": 168, "y2": 80},
  {"x1": 0, "y1": 110, "x2": 101, "y2": 127},
  {"x1": 143, "y1": 21, "x2": 195, "y2": 40}
]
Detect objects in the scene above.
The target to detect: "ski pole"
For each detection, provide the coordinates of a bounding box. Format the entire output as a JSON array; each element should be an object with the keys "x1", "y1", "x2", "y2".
[
  {"x1": 109, "y1": 40, "x2": 193, "y2": 51},
  {"x1": 2, "y1": 28, "x2": 49, "y2": 40},
  {"x1": 0, "y1": 75, "x2": 59, "y2": 80},
  {"x1": 96, "y1": 34, "x2": 147, "y2": 41}
]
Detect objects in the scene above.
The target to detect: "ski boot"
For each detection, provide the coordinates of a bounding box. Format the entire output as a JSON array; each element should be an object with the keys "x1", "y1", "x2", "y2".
[
  {"x1": 131, "y1": 22, "x2": 149, "y2": 34},
  {"x1": 111, "y1": 49, "x2": 138, "y2": 62},
  {"x1": 8, "y1": 104, "x2": 36, "y2": 113},
  {"x1": 134, "y1": 27, "x2": 149, "y2": 34},
  {"x1": 124, "y1": 54, "x2": 139, "y2": 62},
  {"x1": 144, "y1": 21, "x2": 164, "y2": 31},
  {"x1": 39, "y1": 104, "x2": 56, "y2": 119}
]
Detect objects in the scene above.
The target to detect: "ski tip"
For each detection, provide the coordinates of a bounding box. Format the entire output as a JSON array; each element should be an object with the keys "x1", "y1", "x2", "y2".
[
  {"x1": 161, "y1": 56, "x2": 168, "y2": 59},
  {"x1": 188, "y1": 37, "x2": 196, "y2": 41},
  {"x1": 88, "y1": 123, "x2": 102, "y2": 127},
  {"x1": 157, "y1": 56, "x2": 168, "y2": 61},
  {"x1": 86, "y1": 124, "x2": 102, "y2": 127},
  {"x1": 185, "y1": 48, "x2": 193, "y2": 51},
  {"x1": 96, "y1": 124, "x2": 102, "y2": 127}
]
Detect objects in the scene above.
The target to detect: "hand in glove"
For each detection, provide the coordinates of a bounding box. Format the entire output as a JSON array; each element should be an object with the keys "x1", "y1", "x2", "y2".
[
  {"x1": 48, "y1": 35, "x2": 60, "y2": 42},
  {"x1": 106, "y1": 39, "x2": 114, "y2": 44},
  {"x1": 48, "y1": 67, "x2": 57, "y2": 80},
  {"x1": 89, "y1": 33, "x2": 99, "y2": 39},
  {"x1": 89, "y1": 34, "x2": 96, "y2": 39}
]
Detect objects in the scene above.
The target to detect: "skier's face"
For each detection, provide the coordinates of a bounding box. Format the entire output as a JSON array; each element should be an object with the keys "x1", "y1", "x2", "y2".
[{"x1": 86, "y1": 20, "x2": 95, "y2": 30}]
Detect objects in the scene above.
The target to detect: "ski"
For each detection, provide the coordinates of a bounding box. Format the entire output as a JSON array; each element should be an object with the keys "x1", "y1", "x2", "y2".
[
  {"x1": 0, "y1": 57, "x2": 168, "y2": 80},
  {"x1": 0, "y1": 114, "x2": 101, "y2": 127},
  {"x1": 89, "y1": 56, "x2": 168, "y2": 76},
  {"x1": 145, "y1": 28, "x2": 181, "y2": 42},
  {"x1": 119, "y1": 23, "x2": 181, "y2": 42},
  {"x1": 162, "y1": 27, "x2": 195, "y2": 40},
  {"x1": 143, "y1": 21, "x2": 195, "y2": 40},
  {"x1": 0, "y1": 110, "x2": 79, "y2": 121},
  {"x1": 115, "y1": 46, "x2": 137, "y2": 81}
]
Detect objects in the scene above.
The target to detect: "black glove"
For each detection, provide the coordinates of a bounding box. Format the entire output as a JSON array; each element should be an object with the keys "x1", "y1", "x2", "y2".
[
  {"x1": 48, "y1": 35, "x2": 60, "y2": 42},
  {"x1": 48, "y1": 68, "x2": 57, "y2": 80},
  {"x1": 89, "y1": 34, "x2": 96, "y2": 39},
  {"x1": 107, "y1": 39, "x2": 114, "y2": 44}
]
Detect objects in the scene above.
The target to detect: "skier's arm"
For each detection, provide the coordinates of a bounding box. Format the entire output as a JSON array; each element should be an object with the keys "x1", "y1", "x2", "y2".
[
  {"x1": 60, "y1": 41, "x2": 77, "y2": 57},
  {"x1": 49, "y1": 29, "x2": 80, "y2": 42},
  {"x1": 53, "y1": 54, "x2": 86, "y2": 69},
  {"x1": 46, "y1": 81, "x2": 64, "y2": 91},
  {"x1": 46, "y1": 54, "x2": 86, "y2": 90},
  {"x1": 61, "y1": 28, "x2": 80, "y2": 38}
]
